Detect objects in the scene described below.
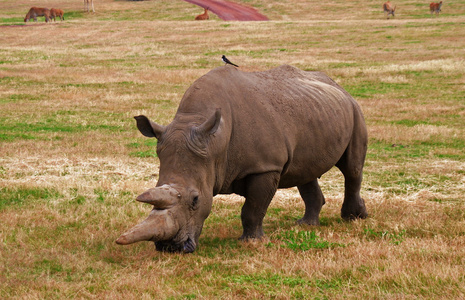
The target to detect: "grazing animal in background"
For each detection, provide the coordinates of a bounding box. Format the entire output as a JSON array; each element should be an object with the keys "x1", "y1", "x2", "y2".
[
  {"x1": 383, "y1": 1, "x2": 396, "y2": 19},
  {"x1": 24, "y1": 7, "x2": 51, "y2": 23},
  {"x1": 116, "y1": 65, "x2": 368, "y2": 253},
  {"x1": 50, "y1": 8, "x2": 64, "y2": 21},
  {"x1": 222, "y1": 55, "x2": 239, "y2": 67},
  {"x1": 84, "y1": 0, "x2": 95, "y2": 12},
  {"x1": 430, "y1": 1, "x2": 443, "y2": 15},
  {"x1": 195, "y1": 7, "x2": 209, "y2": 20}
]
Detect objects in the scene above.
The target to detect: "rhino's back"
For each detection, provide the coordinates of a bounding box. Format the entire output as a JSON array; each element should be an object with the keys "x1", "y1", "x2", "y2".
[
  {"x1": 246, "y1": 65, "x2": 354, "y2": 122},
  {"x1": 246, "y1": 66, "x2": 361, "y2": 185},
  {"x1": 179, "y1": 64, "x2": 355, "y2": 117},
  {"x1": 179, "y1": 65, "x2": 365, "y2": 189}
]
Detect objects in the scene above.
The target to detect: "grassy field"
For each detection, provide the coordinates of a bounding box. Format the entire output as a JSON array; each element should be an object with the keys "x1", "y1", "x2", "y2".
[{"x1": 1, "y1": 0, "x2": 464, "y2": 298}]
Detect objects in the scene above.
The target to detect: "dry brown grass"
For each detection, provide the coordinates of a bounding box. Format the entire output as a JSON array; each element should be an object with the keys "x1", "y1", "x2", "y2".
[{"x1": 1, "y1": 0, "x2": 464, "y2": 298}]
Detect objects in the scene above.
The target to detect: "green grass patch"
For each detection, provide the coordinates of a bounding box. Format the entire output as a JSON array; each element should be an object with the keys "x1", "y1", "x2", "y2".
[
  {"x1": 231, "y1": 273, "x2": 309, "y2": 288},
  {"x1": 0, "y1": 114, "x2": 126, "y2": 142},
  {"x1": 204, "y1": 48, "x2": 293, "y2": 58},
  {"x1": 63, "y1": 11, "x2": 84, "y2": 20},
  {"x1": 0, "y1": 132, "x2": 36, "y2": 141},
  {"x1": 391, "y1": 119, "x2": 434, "y2": 127},
  {"x1": 227, "y1": 273, "x2": 349, "y2": 298},
  {"x1": 276, "y1": 230, "x2": 345, "y2": 251},
  {"x1": 329, "y1": 62, "x2": 359, "y2": 68},
  {"x1": 0, "y1": 187, "x2": 61, "y2": 210},
  {"x1": 0, "y1": 121, "x2": 121, "y2": 133},
  {"x1": 197, "y1": 237, "x2": 239, "y2": 257},
  {"x1": 128, "y1": 139, "x2": 158, "y2": 157},
  {"x1": 368, "y1": 140, "x2": 465, "y2": 161},
  {"x1": 129, "y1": 149, "x2": 158, "y2": 158},
  {"x1": 363, "y1": 228, "x2": 406, "y2": 245},
  {"x1": 33, "y1": 258, "x2": 64, "y2": 275},
  {"x1": 1, "y1": 93, "x2": 44, "y2": 103},
  {"x1": 345, "y1": 82, "x2": 410, "y2": 98},
  {"x1": 228, "y1": 273, "x2": 314, "y2": 298},
  {"x1": 0, "y1": 17, "x2": 24, "y2": 25}
]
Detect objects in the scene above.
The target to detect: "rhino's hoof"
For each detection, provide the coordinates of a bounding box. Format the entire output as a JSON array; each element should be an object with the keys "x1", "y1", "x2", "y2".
[
  {"x1": 341, "y1": 209, "x2": 368, "y2": 220},
  {"x1": 239, "y1": 233, "x2": 264, "y2": 241},
  {"x1": 296, "y1": 218, "x2": 320, "y2": 226},
  {"x1": 341, "y1": 198, "x2": 368, "y2": 220}
]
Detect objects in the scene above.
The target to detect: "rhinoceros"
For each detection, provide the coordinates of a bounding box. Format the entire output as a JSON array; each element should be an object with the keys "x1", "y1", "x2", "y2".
[{"x1": 116, "y1": 65, "x2": 368, "y2": 253}]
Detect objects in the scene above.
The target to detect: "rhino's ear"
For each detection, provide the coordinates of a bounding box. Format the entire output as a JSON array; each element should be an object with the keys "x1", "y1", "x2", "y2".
[
  {"x1": 195, "y1": 109, "x2": 221, "y2": 136},
  {"x1": 134, "y1": 115, "x2": 165, "y2": 139}
]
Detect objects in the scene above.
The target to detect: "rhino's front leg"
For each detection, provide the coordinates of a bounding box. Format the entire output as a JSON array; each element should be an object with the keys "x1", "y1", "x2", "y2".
[
  {"x1": 239, "y1": 172, "x2": 280, "y2": 240},
  {"x1": 297, "y1": 179, "x2": 325, "y2": 226}
]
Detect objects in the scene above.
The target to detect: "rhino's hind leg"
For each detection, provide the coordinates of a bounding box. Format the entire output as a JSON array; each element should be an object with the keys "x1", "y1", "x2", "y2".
[
  {"x1": 336, "y1": 113, "x2": 368, "y2": 220},
  {"x1": 239, "y1": 172, "x2": 280, "y2": 240},
  {"x1": 297, "y1": 180, "x2": 325, "y2": 226},
  {"x1": 336, "y1": 138, "x2": 368, "y2": 220},
  {"x1": 340, "y1": 171, "x2": 368, "y2": 220}
]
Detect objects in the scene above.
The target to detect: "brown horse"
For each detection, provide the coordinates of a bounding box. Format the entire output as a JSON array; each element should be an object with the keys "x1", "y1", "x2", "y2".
[
  {"x1": 24, "y1": 7, "x2": 51, "y2": 23},
  {"x1": 84, "y1": 0, "x2": 95, "y2": 12},
  {"x1": 383, "y1": 1, "x2": 396, "y2": 19},
  {"x1": 50, "y1": 8, "x2": 64, "y2": 21},
  {"x1": 430, "y1": 1, "x2": 443, "y2": 15},
  {"x1": 195, "y1": 8, "x2": 209, "y2": 20}
]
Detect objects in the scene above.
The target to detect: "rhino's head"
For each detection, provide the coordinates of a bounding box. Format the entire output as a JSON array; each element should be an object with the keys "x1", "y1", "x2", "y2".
[{"x1": 116, "y1": 109, "x2": 224, "y2": 253}]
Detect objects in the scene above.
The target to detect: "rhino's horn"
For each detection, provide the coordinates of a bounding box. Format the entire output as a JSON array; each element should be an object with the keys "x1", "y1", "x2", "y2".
[
  {"x1": 116, "y1": 210, "x2": 178, "y2": 245},
  {"x1": 136, "y1": 185, "x2": 181, "y2": 209}
]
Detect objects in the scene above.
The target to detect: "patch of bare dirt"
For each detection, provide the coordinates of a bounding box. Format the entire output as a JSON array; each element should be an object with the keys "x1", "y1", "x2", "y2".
[{"x1": 184, "y1": 0, "x2": 269, "y2": 21}]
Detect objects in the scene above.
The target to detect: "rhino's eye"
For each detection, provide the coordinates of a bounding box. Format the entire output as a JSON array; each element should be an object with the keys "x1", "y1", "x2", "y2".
[{"x1": 191, "y1": 193, "x2": 199, "y2": 210}]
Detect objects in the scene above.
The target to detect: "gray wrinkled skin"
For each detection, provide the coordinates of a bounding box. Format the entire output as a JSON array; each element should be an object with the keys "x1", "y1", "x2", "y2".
[{"x1": 117, "y1": 65, "x2": 368, "y2": 253}]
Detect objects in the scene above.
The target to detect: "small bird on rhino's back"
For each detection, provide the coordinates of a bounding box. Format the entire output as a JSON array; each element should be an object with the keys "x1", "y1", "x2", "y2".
[{"x1": 222, "y1": 55, "x2": 239, "y2": 67}]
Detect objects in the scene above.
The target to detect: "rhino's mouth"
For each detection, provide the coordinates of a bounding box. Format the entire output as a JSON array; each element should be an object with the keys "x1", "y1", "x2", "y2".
[
  {"x1": 154, "y1": 236, "x2": 196, "y2": 253},
  {"x1": 183, "y1": 237, "x2": 196, "y2": 253}
]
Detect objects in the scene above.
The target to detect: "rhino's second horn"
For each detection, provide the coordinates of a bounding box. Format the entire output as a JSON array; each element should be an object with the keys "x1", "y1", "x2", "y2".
[{"x1": 136, "y1": 185, "x2": 181, "y2": 209}]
